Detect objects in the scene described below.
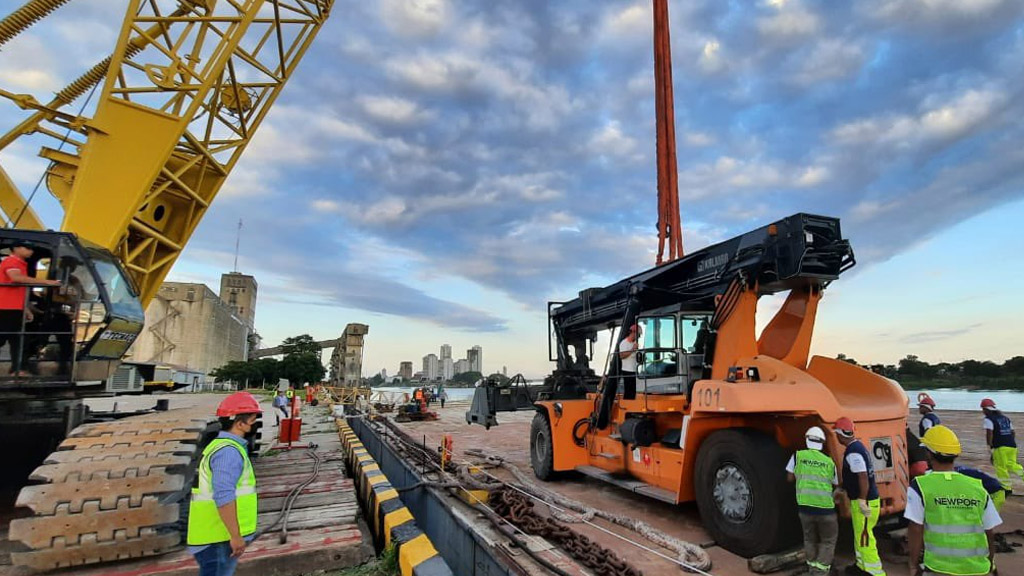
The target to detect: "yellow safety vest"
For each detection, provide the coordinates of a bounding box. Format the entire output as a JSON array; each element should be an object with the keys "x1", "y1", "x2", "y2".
[
  {"x1": 917, "y1": 472, "x2": 991, "y2": 576},
  {"x1": 186, "y1": 438, "x2": 258, "y2": 545},
  {"x1": 794, "y1": 449, "x2": 836, "y2": 510}
]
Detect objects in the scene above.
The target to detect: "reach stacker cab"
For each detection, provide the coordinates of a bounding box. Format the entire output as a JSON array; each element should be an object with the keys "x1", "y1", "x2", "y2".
[{"x1": 467, "y1": 213, "x2": 909, "y2": 557}]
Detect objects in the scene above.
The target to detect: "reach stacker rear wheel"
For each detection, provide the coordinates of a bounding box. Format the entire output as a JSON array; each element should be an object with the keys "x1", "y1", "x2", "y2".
[{"x1": 694, "y1": 429, "x2": 799, "y2": 557}]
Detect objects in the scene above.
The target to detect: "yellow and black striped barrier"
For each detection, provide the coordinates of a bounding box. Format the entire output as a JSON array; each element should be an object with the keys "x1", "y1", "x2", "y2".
[{"x1": 337, "y1": 419, "x2": 453, "y2": 576}]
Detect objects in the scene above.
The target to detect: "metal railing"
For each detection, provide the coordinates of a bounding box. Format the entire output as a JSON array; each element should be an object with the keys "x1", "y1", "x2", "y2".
[{"x1": 0, "y1": 283, "x2": 101, "y2": 381}]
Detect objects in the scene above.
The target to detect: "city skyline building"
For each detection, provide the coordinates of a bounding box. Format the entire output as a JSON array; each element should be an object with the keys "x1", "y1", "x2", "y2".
[
  {"x1": 442, "y1": 357, "x2": 454, "y2": 380},
  {"x1": 399, "y1": 361, "x2": 413, "y2": 380},
  {"x1": 423, "y1": 353, "x2": 439, "y2": 381},
  {"x1": 468, "y1": 345, "x2": 482, "y2": 373},
  {"x1": 440, "y1": 343, "x2": 452, "y2": 360},
  {"x1": 454, "y1": 358, "x2": 469, "y2": 375}
]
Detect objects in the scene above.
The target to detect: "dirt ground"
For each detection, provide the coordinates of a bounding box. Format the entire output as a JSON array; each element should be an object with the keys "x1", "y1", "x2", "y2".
[{"x1": 395, "y1": 402, "x2": 1024, "y2": 576}]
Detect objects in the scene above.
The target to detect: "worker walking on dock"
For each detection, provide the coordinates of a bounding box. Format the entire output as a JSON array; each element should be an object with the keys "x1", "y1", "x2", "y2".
[
  {"x1": 188, "y1": 392, "x2": 262, "y2": 576},
  {"x1": 980, "y1": 398, "x2": 1023, "y2": 490},
  {"x1": 917, "y1": 393, "x2": 940, "y2": 438},
  {"x1": 906, "y1": 425, "x2": 1001, "y2": 576},
  {"x1": 835, "y1": 417, "x2": 886, "y2": 576},
  {"x1": 272, "y1": 389, "x2": 288, "y2": 426},
  {"x1": 786, "y1": 426, "x2": 839, "y2": 576}
]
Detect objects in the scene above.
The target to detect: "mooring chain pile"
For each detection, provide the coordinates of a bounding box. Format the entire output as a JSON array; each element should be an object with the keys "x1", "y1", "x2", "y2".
[
  {"x1": 491, "y1": 486, "x2": 643, "y2": 576},
  {"x1": 466, "y1": 448, "x2": 712, "y2": 573}
]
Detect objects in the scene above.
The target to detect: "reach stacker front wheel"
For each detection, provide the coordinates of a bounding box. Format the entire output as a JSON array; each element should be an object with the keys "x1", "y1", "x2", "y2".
[
  {"x1": 530, "y1": 411, "x2": 555, "y2": 480},
  {"x1": 694, "y1": 429, "x2": 799, "y2": 557}
]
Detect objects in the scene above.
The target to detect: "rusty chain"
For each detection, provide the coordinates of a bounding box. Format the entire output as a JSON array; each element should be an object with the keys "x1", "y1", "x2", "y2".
[
  {"x1": 377, "y1": 416, "x2": 649, "y2": 575},
  {"x1": 491, "y1": 486, "x2": 644, "y2": 576}
]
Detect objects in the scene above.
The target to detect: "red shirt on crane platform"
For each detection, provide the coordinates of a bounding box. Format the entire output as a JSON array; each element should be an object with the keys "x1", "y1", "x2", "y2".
[{"x1": 0, "y1": 255, "x2": 28, "y2": 310}]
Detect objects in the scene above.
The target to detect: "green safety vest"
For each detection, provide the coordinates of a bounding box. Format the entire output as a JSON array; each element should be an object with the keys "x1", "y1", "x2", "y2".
[
  {"x1": 187, "y1": 438, "x2": 258, "y2": 545},
  {"x1": 286, "y1": 389, "x2": 294, "y2": 398},
  {"x1": 917, "y1": 472, "x2": 991, "y2": 576},
  {"x1": 794, "y1": 449, "x2": 836, "y2": 509}
]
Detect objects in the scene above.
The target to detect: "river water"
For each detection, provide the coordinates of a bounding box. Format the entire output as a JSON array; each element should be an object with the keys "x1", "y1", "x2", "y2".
[{"x1": 373, "y1": 386, "x2": 1024, "y2": 412}]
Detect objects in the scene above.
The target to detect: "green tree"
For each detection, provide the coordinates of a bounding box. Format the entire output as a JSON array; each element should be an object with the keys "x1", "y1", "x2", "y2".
[
  {"x1": 898, "y1": 355, "x2": 936, "y2": 378},
  {"x1": 836, "y1": 353, "x2": 858, "y2": 365},
  {"x1": 210, "y1": 360, "x2": 258, "y2": 386},
  {"x1": 280, "y1": 334, "x2": 322, "y2": 360},
  {"x1": 279, "y1": 353, "x2": 325, "y2": 386},
  {"x1": 368, "y1": 373, "x2": 384, "y2": 386},
  {"x1": 1004, "y1": 356, "x2": 1024, "y2": 376},
  {"x1": 253, "y1": 357, "x2": 280, "y2": 387},
  {"x1": 451, "y1": 371, "x2": 483, "y2": 385},
  {"x1": 959, "y1": 360, "x2": 1001, "y2": 378}
]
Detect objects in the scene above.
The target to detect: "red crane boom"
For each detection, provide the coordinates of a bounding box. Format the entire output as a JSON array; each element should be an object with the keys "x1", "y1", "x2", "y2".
[{"x1": 653, "y1": 0, "x2": 684, "y2": 265}]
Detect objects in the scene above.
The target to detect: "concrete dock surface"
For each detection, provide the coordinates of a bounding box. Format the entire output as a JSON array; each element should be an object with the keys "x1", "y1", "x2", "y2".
[
  {"x1": 395, "y1": 402, "x2": 1024, "y2": 576},
  {"x1": 2, "y1": 391, "x2": 1019, "y2": 576}
]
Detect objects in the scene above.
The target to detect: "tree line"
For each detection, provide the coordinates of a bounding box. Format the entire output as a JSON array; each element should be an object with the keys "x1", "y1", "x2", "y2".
[
  {"x1": 210, "y1": 334, "x2": 326, "y2": 388},
  {"x1": 836, "y1": 354, "x2": 1024, "y2": 391}
]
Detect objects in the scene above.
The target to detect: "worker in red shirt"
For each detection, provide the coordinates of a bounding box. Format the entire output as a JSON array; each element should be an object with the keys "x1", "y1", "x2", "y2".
[{"x1": 0, "y1": 242, "x2": 60, "y2": 375}]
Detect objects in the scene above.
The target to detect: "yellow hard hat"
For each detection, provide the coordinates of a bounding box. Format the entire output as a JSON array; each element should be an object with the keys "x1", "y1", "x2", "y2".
[{"x1": 921, "y1": 425, "x2": 961, "y2": 456}]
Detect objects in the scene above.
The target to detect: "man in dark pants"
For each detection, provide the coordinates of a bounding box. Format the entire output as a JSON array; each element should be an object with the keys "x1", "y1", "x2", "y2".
[
  {"x1": 187, "y1": 392, "x2": 262, "y2": 576},
  {"x1": 0, "y1": 242, "x2": 60, "y2": 375},
  {"x1": 786, "y1": 426, "x2": 839, "y2": 576}
]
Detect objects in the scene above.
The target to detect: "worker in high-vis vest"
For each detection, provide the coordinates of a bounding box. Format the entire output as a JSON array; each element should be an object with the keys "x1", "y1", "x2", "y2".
[
  {"x1": 834, "y1": 416, "x2": 886, "y2": 576},
  {"x1": 188, "y1": 392, "x2": 262, "y2": 576},
  {"x1": 786, "y1": 426, "x2": 839, "y2": 576},
  {"x1": 980, "y1": 398, "x2": 1024, "y2": 490},
  {"x1": 906, "y1": 425, "x2": 1001, "y2": 576}
]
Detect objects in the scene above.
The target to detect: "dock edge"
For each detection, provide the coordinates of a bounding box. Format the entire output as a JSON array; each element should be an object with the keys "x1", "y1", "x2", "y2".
[{"x1": 337, "y1": 417, "x2": 454, "y2": 576}]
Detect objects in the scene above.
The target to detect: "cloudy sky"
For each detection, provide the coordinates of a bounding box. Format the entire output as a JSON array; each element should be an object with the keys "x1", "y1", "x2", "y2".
[{"x1": 1, "y1": 0, "x2": 1022, "y2": 377}]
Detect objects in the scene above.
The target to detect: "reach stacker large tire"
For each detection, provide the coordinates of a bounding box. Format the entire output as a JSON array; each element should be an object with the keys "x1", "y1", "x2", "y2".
[
  {"x1": 530, "y1": 411, "x2": 555, "y2": 481},
  {"x1": 694, "y1": 429, "x2": 799, "y2": 557}
]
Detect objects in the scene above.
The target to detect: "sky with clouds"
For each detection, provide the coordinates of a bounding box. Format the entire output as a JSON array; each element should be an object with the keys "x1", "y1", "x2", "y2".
[{"x1": 1, "y1": 0, "x2": 1022, "y2": 378}]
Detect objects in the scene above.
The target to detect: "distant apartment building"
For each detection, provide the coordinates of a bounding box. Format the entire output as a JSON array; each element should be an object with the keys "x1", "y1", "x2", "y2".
[
  {"x1": 442, "y1": 357, "x2": 454, "y2": 381},
  {"x1": 440, "y1": 343, "x2": 452, "y2": 361},
  {"x1": 399, "y1": 361, "x2": 413, "y2": 380},
  {"x1": 467, "y1": 345, "x2": 482, "y2": 373},
  {"x1": 129, "y1": 281, "x2": 248, "y2": 377},
  {"x1": 423, "y1": 353, "x2": 439, "y2": 381},
  {"x1": 454, "y1": 358, "x2": 469, "y2": 375}
]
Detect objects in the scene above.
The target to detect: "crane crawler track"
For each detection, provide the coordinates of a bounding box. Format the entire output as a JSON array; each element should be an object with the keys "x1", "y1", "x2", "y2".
[{"x1": 9, "y1": 407, "x2": 217, "y2": 571}]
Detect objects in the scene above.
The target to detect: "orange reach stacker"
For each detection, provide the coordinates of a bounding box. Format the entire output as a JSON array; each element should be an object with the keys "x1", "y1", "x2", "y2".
[{"x1": 467, "y1": 213, "x2": 909, "y2": 556}]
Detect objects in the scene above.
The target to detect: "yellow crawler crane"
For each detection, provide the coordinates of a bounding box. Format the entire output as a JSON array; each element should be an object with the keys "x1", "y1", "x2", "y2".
[{"x1": 0, "y1": 0, "x2": 332, "y2": 569}]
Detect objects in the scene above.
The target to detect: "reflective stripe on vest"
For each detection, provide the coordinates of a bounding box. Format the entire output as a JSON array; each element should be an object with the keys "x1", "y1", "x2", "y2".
[
  {"x1": 795, "y1": 449, "x2": 836, "y2": 509},
  {"x1": 917, "y1": 472, "x2": 991, "y2": 576},
  {"x1": 187, "y1": 438, "x2": 258, "y2": 545}
]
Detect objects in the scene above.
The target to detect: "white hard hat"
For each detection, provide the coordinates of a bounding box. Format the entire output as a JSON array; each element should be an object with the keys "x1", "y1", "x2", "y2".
[{"x1": 805, "y1": 426, "x2": 826, "y2": 450}]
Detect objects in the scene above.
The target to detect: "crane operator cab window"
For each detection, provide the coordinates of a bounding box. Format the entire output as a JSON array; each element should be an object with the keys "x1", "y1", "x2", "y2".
[
  {"x1": 637, "y1": 316, "x2": 682, "y2": 394},
  {"x1": 0, "y1": 232, "x2": 144, "y2": 384},
  {"x1": 636, "y1": 313, "x2": 713, "y2": 397}
]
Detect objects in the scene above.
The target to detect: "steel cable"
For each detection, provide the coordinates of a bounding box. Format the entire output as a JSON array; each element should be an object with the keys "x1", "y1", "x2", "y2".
[{"x1": 251, "y1": 447, "x2": 322, "y2": 544}]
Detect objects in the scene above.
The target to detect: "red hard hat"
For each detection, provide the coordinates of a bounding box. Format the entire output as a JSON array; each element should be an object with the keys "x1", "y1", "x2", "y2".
[
  {"x1": 217, "y1": 392, "x2": 263, "y2": 417},
  {"x1": 917, "y1": 393, "x2": 936, "y2": 408},
  {"x1": 833, "y1": 417, "x2": 855, "y2": 435},
  {"x1": 980, "y1": 398, "x2": 996, "y2": 409}
]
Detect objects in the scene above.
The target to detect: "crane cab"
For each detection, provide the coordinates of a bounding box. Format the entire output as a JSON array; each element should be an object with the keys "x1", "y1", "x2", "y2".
[{"x1": 0, "y1": 230, "x2": 144, "y2": 391}]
